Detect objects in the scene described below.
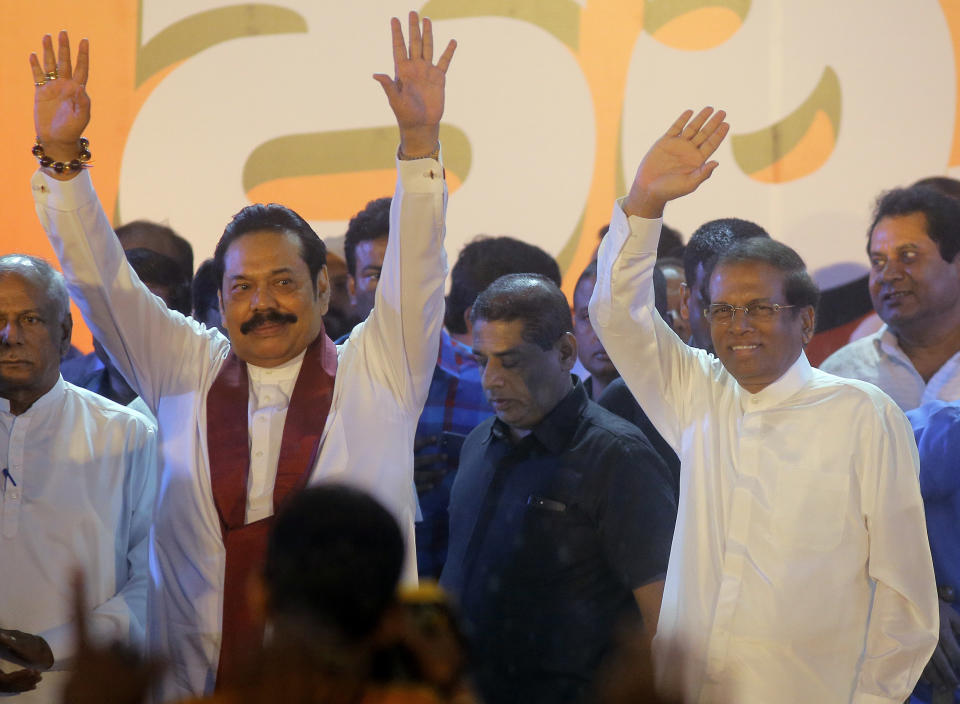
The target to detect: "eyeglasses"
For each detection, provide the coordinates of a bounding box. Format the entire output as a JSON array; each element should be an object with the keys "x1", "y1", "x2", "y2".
[{"x1": 704, "y1": 302, "x2": 795, "y2": 324}]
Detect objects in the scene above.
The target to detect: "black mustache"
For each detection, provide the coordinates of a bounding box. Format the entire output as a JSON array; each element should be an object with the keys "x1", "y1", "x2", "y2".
[{"x1": 240, "y1": 310, "x2": 298, "y2": 335}]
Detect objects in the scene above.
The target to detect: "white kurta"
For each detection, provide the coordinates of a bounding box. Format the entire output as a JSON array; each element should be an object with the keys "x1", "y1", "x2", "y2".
[
  {"x1": 32, "y1": 157, "x2": 447, "y2": 701},
  {"x1": 589, "y1": 202, "x2": 939, "y2": 704},
  {"x1": 0, "y1": 378, "x2": 157, "y2": 704}
]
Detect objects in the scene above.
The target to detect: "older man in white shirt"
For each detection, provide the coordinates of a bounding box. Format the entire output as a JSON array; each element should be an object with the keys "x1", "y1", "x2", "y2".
[
  {"x1": 0, "y1": 255, "x2": 156, "y2": 703},
  {"x1": 590, "y1": 107, "x2": 938, "y2": 703},
  {"x1": 28, "y1": 15, "x2": 455, "y2": 701}
]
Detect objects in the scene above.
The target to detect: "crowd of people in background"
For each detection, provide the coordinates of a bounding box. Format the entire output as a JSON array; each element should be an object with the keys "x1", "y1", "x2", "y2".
[{"x1": 2, "y1": 11, "x2": 959, "y2": 704}]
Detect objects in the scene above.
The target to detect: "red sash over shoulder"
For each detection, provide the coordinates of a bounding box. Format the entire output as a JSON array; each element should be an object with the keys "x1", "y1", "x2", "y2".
[{"x1": 206, "y1": 331, "x2": 338, "y2": 688}]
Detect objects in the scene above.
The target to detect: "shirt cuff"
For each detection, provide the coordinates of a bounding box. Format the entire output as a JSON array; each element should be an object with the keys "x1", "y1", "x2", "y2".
[
  {"x1": 31, "y1": 168, "x2": 98, "y2": 211},
  {"x1": 614, "y1": 197, "x2": 662, "y2": 255},
  {"x1": 396, "y1": 148, "x2": 445, "y2": 194}
]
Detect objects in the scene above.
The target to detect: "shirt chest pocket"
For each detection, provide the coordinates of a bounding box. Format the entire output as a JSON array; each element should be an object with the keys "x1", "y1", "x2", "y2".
[{"x1": 772, "y1": 470, "x2": 850, "y2": 551}]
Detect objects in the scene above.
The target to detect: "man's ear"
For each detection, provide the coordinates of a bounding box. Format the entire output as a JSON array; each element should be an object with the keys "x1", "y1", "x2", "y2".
[
  {"x1": 800, "y1": 306, "x2": 816, "y2": 346},
  {"x1": 59, "y1": 312, "x2": 73, "y2": 358},
  {"x1": 347, "y1": 274, "x2": 357, "y2": 306},
  {"x1": 463, "y1": 306, "x2": 474, "y2": 337},
  {"x1": 217, "y1": 288, "x2": 225, "y2": 320},
  {"x1": 680, "y1": 282, "x2": 691, "y2": 321},
  {"x1": 315, "y1": 265, "x2": 331, "y2": 316},
  {"x1": 558, "y1": 331, "x2": 578, "y2": 372}
]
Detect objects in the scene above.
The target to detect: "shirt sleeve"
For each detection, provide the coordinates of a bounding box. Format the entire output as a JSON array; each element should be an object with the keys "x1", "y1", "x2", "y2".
[
  {"x1": 340, "y1": 156, "x2": 447, "y2": 416},
  {"x1": 588, "y1": 199, "x2": 714, "y2": 450},
  {"x1": 32, "y1": 170, "x2": 225, "y2": 414},
  {"x1": 597, "y1": 434, "x2": 678, "y2": 589},
  {"x1": 40, "y1": 419, "x2": 158, "y2": 667},
  {"x1": 853, "y1": 401, "x2": 938, "y2": 703}
]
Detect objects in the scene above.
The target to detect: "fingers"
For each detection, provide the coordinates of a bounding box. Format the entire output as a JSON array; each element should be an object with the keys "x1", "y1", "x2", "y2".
[
  {"x1": 74, "y1": 38, "x2": 90, "y2": 86},
  {"x1": 682, "y1": 107, "x2": 714, "y2": 140},
  {"x1": 57, "y1": 31, "x2": 73, "y2": 80},
  {"x1": 29, "y1": 53, "x2": 44, "y2": 84},
  {"x1": 373, "y1": 74, "x2": 400, "y2": 107},
  {"x1": 42, "y1": 34, "x2": 56, "y2": 75},
  {"x1": 699, "y1": 121, "x2": 730, "y2": 159},
  {"x1": 422, "y1": 17, "x2": 434, "y2": 64},
  {"x1": 436, "y1": 39, "x2": 457, "y2": 74},
  {"x1": 408, "y1": 11, "x2": 423, "y2": 60},
  {"x1": 665, "y1": 110, "x2": 694, "y2": 138},
  {"x1": 390, "y1": 17, "x2": 407, "y2": 72},
  {"x1": 692, "y1": 109, "x2": 726, "y2": 147}
]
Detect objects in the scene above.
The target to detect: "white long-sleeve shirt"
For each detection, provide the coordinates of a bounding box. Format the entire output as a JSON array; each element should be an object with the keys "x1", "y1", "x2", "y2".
[
  {"x1": 589, "y1": 202, "x2": 938, "y2": 704},
  {"x1": 32, "y1": 157, "x2": 447, "y2": 701},
  {"x1": 0, "y1": 378, "x2": 157, "y2": 704}
]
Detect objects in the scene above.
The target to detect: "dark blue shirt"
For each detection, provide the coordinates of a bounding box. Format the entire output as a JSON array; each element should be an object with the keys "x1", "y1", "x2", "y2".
[
  {"x1": 440, "y1": 381, "x2": 677, "y2": 704},
  {"x1": 907, "y1": 400, "x2": 960, "y2": 704}
]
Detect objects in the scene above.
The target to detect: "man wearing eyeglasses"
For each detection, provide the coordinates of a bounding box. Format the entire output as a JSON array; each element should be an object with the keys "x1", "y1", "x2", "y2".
[{"x1": 590, "y1": 107, "x2": 938, "y2": 704}]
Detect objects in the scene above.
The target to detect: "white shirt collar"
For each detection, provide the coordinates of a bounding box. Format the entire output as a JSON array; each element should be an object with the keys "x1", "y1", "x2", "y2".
[
  {"x1": 246, "y1": 349, "x2": 307, "y2": 385},
  {"x1": 0, "y1": 375, "x2": 67, "y2": 417},
  {"x1": 736, "y1": 351, "x2": 812, "y2": 412}
]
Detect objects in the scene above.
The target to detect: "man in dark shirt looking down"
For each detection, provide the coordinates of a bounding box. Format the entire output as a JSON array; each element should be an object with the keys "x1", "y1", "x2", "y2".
[{"x1": 440, "y1": 273, "x2": 677, "y2": 704}]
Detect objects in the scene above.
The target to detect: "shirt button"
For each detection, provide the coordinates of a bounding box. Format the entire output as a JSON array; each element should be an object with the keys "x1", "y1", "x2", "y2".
[
  {"x1": 257, "y1": 416, "x2": 267, "y2": 423},
  {"x1": 9, "y1": 490, "x2": 19, "y2": 501},
  {"x1": 255, "y1": 451, "x2": 263, "y2": 458}
]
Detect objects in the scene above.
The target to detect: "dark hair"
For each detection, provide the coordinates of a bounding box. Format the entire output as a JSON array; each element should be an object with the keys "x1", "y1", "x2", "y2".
[
  {"x1": 913, "y1": 176, "x2": 960, "y2": 201},
  {"x1": 124, "y1": 248, "x2": 191, "y2": 315},
  {"x1": 714, "y1": 238, "x2": 820, "y2": 311},
  {"x1": 658, "y1": 223, "x2": 685, "y2": 260},
  {"x1": 868, "y1": 185, "x2": 960, "y2": 263},
  {"x1": 652, "y1": 264, "x2": 669, "y2": 319},
  {"x1": 213, "y1": 203, "x2": 327, "y2": 293},
  {"x1": 684, "y1": 218, "x2": 770, "y2": 293},
  {"x1": 574, "y1": 260, "x2": 598, "y2": 293},
  {"x1": 446, "y1": 236, "x2": 562, "y2": 334},
  {"x1": 344, "y1": 197, "x2": 391, "y2": 278},
  {"x1": 116, "y1": 220, "x2": 194, "y2": 281},
  {"x1": 470, "y1": 273, "x2": 572, "y2": 350},
  {"x1": 192, "y1": 258, "x2": 220, "y2": 318},
  {"x1": 264, "y1": 484, "x2": 404, "y2": 641}
]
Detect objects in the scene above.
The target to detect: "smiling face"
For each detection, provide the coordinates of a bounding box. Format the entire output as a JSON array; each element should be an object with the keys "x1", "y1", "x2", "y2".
[
  {"x1": 868, "y1": 212, "x2": 960, "y2": 337},
  {"x1": 472, "y1": 318, "x2": 576, "y2": 433},
  {"x1": 0, "y1": 273, "x2": 72, "y2": 413},
  {"x1": 708, "y1": 261, "x2": 814, "y2": 394},
  {"x1": 573, "y1": 276, "x2": 618, "y2": 387},
  {"x1": 219, "y1": 230, "x2": 328, "y2": 368}
]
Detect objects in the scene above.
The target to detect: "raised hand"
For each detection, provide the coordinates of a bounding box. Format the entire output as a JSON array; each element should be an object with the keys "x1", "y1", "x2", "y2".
[
  {"x1": 624, "y1": 108, "x2": 729, "y2": 219},
  {"x1": 374, "y1": 11, "x2": 456, "y2": 158},
  {"x1": 29, "y1": 31, "x2": 90, "y2": 169}
]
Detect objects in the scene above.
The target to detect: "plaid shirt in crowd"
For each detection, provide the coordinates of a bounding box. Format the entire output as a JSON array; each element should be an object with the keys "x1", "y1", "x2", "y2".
[{"x1": 414, "y1": 329, "x2": 492, "y2": 578}]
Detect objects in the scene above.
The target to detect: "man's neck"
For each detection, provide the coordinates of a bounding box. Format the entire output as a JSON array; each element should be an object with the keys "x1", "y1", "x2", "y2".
[
  {"x1": 1, "y1": 381, "x2": 56, "y2": 416},
  {"x1": 894, "y1": 320, "x2": 960, "y2": 381}
]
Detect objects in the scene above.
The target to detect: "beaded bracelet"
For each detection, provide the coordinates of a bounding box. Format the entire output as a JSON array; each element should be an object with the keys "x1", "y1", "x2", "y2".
[{"x1": 32, "y1": 137, "x2": 92, "y2": 173}]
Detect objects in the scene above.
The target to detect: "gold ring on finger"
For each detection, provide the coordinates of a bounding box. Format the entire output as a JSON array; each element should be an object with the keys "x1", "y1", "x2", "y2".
[
  {"x1": 34, "y1": 79, "x2": 46, "y2": 87},
  {"x1": 44, "y1": 70, "x2": 58, "y2": 81}
]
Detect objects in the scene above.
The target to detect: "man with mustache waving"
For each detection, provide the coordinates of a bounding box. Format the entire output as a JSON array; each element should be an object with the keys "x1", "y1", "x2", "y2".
[{"x1": 29, "y1": 15, "x2": 454, "y2": 702}]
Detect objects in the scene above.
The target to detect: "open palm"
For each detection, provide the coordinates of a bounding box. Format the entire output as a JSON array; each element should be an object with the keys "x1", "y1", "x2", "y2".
[
  {"x1": 627, "y1": 108, "x2": 729, "y2": 216},
  {"x1": 29, "y1": 32, "x2": 90, "y2": 151},
  {"x1": 374, "y1": 12, "x2": 456, "y2": 156}
]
